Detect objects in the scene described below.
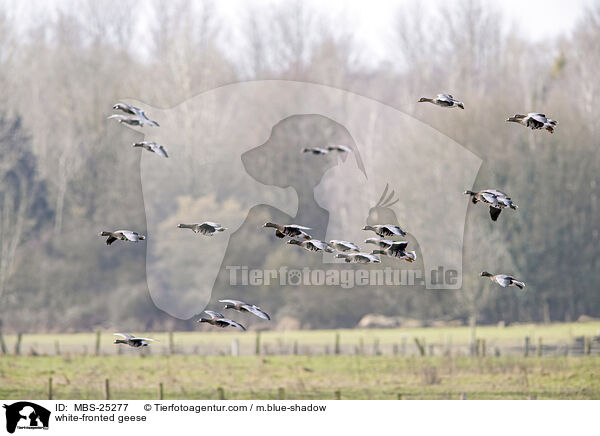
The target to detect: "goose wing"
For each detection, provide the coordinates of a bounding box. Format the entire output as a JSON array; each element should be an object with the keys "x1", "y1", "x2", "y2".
[
  {"x1": 388, "y1": 241, "x2": 409, "y2": 253},
  {"x1": 131, "y1": 337, "x2": 157, "y2": 342},
  {"x1": 219, "y1": 299, "x2": 246, "y2": 306},
  {"x1": 198, "y1": 223, "x2": 217, "y2": 234},
  {"x1": 285, "y1": 224, "x2": 311, "y2": 230},
  {"x1": 154, "y1": 145, "x2": 168, "y2": 158},
  {"x1": 242, "y1": 304, "x2": 271, "y2": 320},
  {"x1": 119, "y1": 231, "x2": 141, "y2": 242},
  {"x1": 113, "y1": 333, "x2": 134, "y2": 339},
  {"x1": 223, "y1": 318, "x2": 246, "y2": 330},
  {"x1": 204, "y1": 310, "x2": 224, "y2": 319},
  {"x1": 489, "y1": 206, "x2": 502, "y2": 221}
]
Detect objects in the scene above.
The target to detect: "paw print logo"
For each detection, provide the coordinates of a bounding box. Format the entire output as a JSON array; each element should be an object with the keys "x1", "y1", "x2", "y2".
[{"x1": 287, "y1": 269, "x2": 302, "y2": 286}]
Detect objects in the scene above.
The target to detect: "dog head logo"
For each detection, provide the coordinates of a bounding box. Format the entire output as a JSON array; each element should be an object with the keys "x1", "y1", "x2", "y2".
[
  {"x1": 114, "y1": 80, "x2": 482, "y2": 319},
  {"x1": 3, "y1": 402, "x2": 50, "y2": 434}
]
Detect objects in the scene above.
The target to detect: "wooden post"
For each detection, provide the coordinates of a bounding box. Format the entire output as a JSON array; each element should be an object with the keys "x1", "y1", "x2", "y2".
[
  {"x1": 524, "y1": 336, "x2": 530, "y2": 357},
  {"x1": 14, "y1": 333, "x2": 22, "y2": 355},
  {"x1": 217, "y1": 387, "x2": 225, "y2": 400},
  {"x1": 475, "y1": 338, "x2": 481, "y2": 357},
  {"x1": 393, "y1": 344, "x2": 399, "y2": 356},
  {"x1": 584, "y1": 337, "x2": 591, "y2": 356},
  {"x1": 54, "y1": 340, "x2": 61, "y2": 356},
  {"x1": 255, "y1": 332, "x2": 261, "y2": 356},
  {"x1": 159, "y1": 383, "x2": 164, "y2": 400},
  {"x1": 334, "y1": 390, "x2": 341, "y2": 400},
  {"x1": 104, "y1": 379, "x2": 110, "y2": 400},
  {"x1": 95, "y1": 330, "x2": 101, "y2": 356},
  {"x1": 169, "y1": 331, "x2": 175, "y2": 355},
  {"x1": 414, "y1": 338, "x2": 425, "y2": 356},
  {"x1": 334, "y1": 332, "x2": 340, "y2": 355},
  {"x1": 374, "y1": 338, "x2": 381, "y2": 356},
  {"x1": 460, "y1": 392, "x2": 467, "y2": 400},
  {"x1": 359, "y1": 338, "x2": 364, "y2": 355},
  {"x1": 293, "y1": 341, "x2": 298, "y2": 355},
  {"x1": 401, "y1": 335, "x2": 407, "y2": 356},
  {"x1": 48, "y1": 377, "x2": 53, "y2": 400},
  {"x1": 231, "y1": 339, "x2": 239, "y2": 357},
  {"x1": 278, "y1": 387, "x2": 285, "y2": 400},
  {"x1": 481, "y1": 339, "x2": 486, "y2": 357},
  {"x1": 537, "y1": 337, "x2": 543, "y2": 357},
  {"x1": 397, "y1": 393, "x2": 403, "y2": 400},
  {"x1": 0, "y1": 329, "x2": 7, "y2": 355}
]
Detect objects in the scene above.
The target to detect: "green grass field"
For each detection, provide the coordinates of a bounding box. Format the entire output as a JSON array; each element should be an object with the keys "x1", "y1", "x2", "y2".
[
  {"x1": 1, "y1": 322, "x2": 599, "y2": 400},
  {"x1": 1, "y1": 355, "x2": 599, "y2": 400}
]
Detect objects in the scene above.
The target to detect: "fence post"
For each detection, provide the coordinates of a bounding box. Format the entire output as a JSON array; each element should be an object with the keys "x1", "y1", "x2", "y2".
[
  {"x1": 217, "y1": 387, "x2": 225, "y2": 400},
  {"x1": 293, "y1": 341, "x2": 298, "y2": 355},
  {"x1": 584, "y1": 337, "x2": 591, "y2": 355},
  {"x1": 0, "y1": 328, "x2": 7, "y2": 355},
  {"x1": 95, "y1": 330, "x2": 101, "y2": 356},
  {"x1": 104, "y1": 379, "x2": 110, "y2": 400},
  {"x1": 14, "y1": 333, "x2": 22, "y2": 355},
  {"x1": 54, "y1": 340, "x2": 61, "y2": 356},
  {"x1": 334, "y1": 332, "x2": 340, "y2": 355},
  {"x1": 537, "y1": 337, "x2": 543, "y2": 357},
  {"x1": 169, "y1": 331, "x2": 175, "y2": 355},
  {"x1": 334, "y1": 390, "x2": 341, "y2": 400},
  {"x1": 231, "y1": 339, "x2": 239, "y2": 357},
  {"x1": 255, "y1": 332, "x2": 261, "y2": 356},
  {"x1": 374, "y1": 338, "x2": 381, "y2": 356},
  {"x1": 524, "y1": 336, "x2": 530, "y2": 357},
  {"x1": 481, "y1": 339, "x2": 486, "y2": 357},
  {"x1": 278, "y1": 387, "x2": 285, "y2": 400},
  {"x1": 359, "y1": 338, "x2": 364, "y2": 355},
  {"x1": 159, "y1": 383, "x2": 164, "y2": 400},
  {"x1": 48, "y1": 377, "x2": 53, "y2": 400},
  {"x1": 393, "y1": 344, "x2": 399, "y2": 356},
  {"x1": 414, "y1": 338, "x2": 425, "y2": 356},
  {"x1": 460, "y1": 393, "x2": 467, "y2": 400}
]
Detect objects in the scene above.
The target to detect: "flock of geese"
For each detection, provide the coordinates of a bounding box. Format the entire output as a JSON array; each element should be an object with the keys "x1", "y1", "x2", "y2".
[{"x1": 105, "y1": 94, "x2": 551, "y2": 347}]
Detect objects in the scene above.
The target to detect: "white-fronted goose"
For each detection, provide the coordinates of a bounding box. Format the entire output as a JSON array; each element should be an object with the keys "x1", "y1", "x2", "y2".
[
  {"x1": 263, "y1": 222, "x2": 312, "y2": 239},
  {"x1": 113, "y1": 333, "x2": 157, "y2": 348},
  {"x1": 133, "y1": 141, "x2": 168, "y2": 158},
  {"x1": 418, "y1": 94, "x2": 464, "y2": 109},
  {"x1": 364, "y1": 238, "x2": 408, "y2": 252},
  {"x1": 464, "y1": 189, "x2": 518, "y2": 221},
  {"x1": 177, "y1": 222, "x2": 227, "y2": 235},
  {"x1": 107, "y1": 114, "x2": 144, "y2": 126},
  {"x1": 219, "y1": 299, "x2": 271, "y2": 320},
  {"x1": 371, "y1": 248, "x2": 416, "y2": 263},
  {"x1": 197, "y1": 310, "x2": 246, "y2": 331},
  {"x1": 362, "y1": 224, "x2": 407, "y2": 238},
  {"x1": 335, "y1": 252, "x2": 381, "y2": 264},
  {"x1": 302, "y1": 147, "x2": 329, "y2": 155},
  {"x1": 287, "y1": 239, "x2": 334, "y2": 253},
  {"x1": 113, "y1": 102, "x2": 160, "y2": 126},
  {"x1": 327, "y1": 145, "x2": 352, "y2": 153},
  {"x1": 506, "y1": 113, "x2": 557, "y2": 133},
  {"x1": 328, "y1": 240, "x2": 360, "y2": 252},
  {"x1": 481, "y1": 271, "x2": 525, "y2": 290},
  {"x1": 98, "y1": 230, "x2": 146, "y2": 245}
]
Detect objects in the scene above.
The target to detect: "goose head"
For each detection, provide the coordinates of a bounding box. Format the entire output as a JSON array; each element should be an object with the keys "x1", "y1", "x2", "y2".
[
  {"x1": 457, "y1": 102, "x2": 465, "y2": 109},
  {"x1": 263, "y1": 222, "x2": 278, "y2": 229},
  {"x1": 362, "y1": 225, "x2": 375, "y2": 231},
  {"x1": 418, "y1": 97, "x2": 432, "y2": 103},
  {"x1": 480, "y1": 271, "x2": 493, "y2": 277},
  {"x1": 506, "y1": 115, "x2": 524, "y2": 123}
]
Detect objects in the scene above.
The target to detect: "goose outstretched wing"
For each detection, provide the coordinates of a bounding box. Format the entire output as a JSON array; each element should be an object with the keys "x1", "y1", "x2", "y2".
[{"x1": 242, "y1": 304, "x2": 271, "y2": 320}]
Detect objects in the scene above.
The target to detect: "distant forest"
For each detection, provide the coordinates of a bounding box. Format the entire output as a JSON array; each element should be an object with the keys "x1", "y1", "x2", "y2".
[{"x1": 0, "y1": 0, "x2": 598, "y2": 332}]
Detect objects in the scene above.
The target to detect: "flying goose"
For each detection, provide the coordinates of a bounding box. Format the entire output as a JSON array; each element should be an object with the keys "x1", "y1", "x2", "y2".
[
  {"x1": 506, "y1": 113, "x2": 557, "y2": 133},
  {"x1": 480, "y1": 271, "x2": 525, "y2": 290},
  {"x1": 371, "y1": 248, "x2": 416, "y2": 263},
  {"x1": 219, "y1": 299, "x2": 271, "y2": 320},
  {"x1": 287, "y1": 239, "x2": 334, "y2": 253},
  {"x1": 327, "y1": 145, "x2": 352, "y2": 153},
  {"x1": 464, "y1": 189, "x2": 518, "y2": 221},
  {"x1": 107, "y1": 114, "x2": 145, "y2": 126},
  {"x1": 362, "y1": 224, "x2": 407, "y2": 238},
  {"x1": 364, "y1": 238, "x2": 408, "y2": 253},
  {"x1": 177, "y1": 222, "x2": 227, "y2": 235},
  {"x1": 112, "y1": 102, "x2": 160, "y2": 126},
  {"x1": 418, "y1": 94, "x2": 464, "y2": 109},
  {"x1": 302, "y1": 147, "x2": 330, "y2": 155},
  {"x1": 98, "y1": 230, "x2": 146, "y2": 245},
  {"x1": 113, "y1": 333, "x2": 157, "y2": 348},
  {"x1": 197, "y1": 310, "x2": 246, "y2": 330},
  {"x1": 335, "y1": 252, "x2": 381, "y2": 264},
  {"x1": 263, "y1": 222, "x2": 312, "y2": 239},
  {"x1": 328, "y1": 240, "x2": 360, "y2": 252},
  {"x1": 133, "y1": 141, "x2": 168, "y2": 158}
]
